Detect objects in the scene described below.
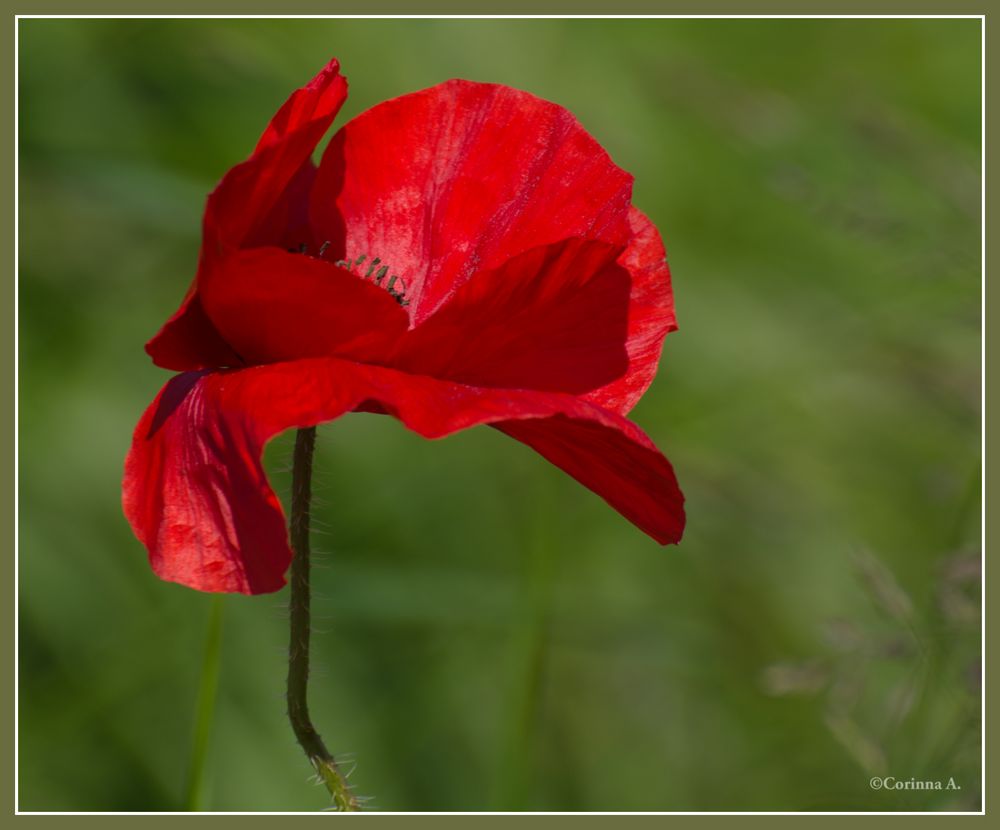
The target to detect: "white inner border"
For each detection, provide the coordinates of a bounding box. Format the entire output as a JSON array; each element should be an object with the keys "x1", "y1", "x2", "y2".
[{"x1": 12, "y1": 12, "x2": 987, "y2": 818}]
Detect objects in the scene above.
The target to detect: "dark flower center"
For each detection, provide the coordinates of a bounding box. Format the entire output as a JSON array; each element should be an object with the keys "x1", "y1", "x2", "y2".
[{"x1": 290, "y1": 242, "x2": 410, "y2": 306}]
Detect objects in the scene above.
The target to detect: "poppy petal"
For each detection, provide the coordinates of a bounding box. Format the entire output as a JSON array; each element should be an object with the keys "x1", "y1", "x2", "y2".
[
  {"x1": 199, "y1": 247, "x2": 409, "y2": 366},
  {"x1": 388, "y1": 208, "x2": 675, "y2": 410},
  {"x1": 124, "y1": 358, "x2": 683, "y2": 594},
  {"x1": 207, "y1": 59, "x2": 347, "y2": 252},
  {"x1": 496, "y1": 413, "x2": 685, "y2": 545},
  {"x1": 243, "y1": 158, "x2": 319, "y2": 252},
  {"x1": 311, "y1": 79, "x2": 634, "y2": 324},
  {"x1": 582, "y1": 206, "x2": 677, "y2": 414},
  {"x1": 145, "y1": 59, "x2": 347, "y2": 372},
  {"x1": 393, "y1": 237, "x2": 632, "y2": 395},
  {"x1": 144, "y1": 288, "x2": 245, "y2": 372},
  {"x1": 124, "y1": 369, "x2": 294, "y2": 595}
]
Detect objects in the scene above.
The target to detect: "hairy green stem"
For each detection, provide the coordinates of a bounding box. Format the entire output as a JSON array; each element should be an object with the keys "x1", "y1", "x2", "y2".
[{"x1": 287, "y1": 426, "x2": 358, "y2": 811}]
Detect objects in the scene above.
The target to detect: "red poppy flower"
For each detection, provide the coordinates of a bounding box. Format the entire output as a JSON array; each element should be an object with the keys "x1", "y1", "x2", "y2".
[{"x1": 122, "y1": 58, "x2": 685, "y2": 595}]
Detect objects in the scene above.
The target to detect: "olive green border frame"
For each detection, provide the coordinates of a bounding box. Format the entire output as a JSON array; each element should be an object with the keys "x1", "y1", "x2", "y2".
[{"x1": 6, "y1": 2, "x2": 989, "y2": 825}]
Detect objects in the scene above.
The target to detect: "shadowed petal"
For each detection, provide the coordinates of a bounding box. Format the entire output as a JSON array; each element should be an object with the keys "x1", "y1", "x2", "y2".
[
  {"x1": 199, "y1": 247, "x2": 409, "y2": 366},
  {"x1": 143, "y1": 289, "x2": 245, "y2": 372},
  {"x1": 394, "y1": 237, "x2": 632, "y2": 394},
  {"x1": 146, "y1": 59, "x2": 348, "y2": 372},
  {"x1": 582, "y1": 206, "x2": 677, "y2": 414}
]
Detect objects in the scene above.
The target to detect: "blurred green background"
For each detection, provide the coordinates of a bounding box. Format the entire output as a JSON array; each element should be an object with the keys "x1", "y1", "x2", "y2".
[{"x1": 18, "y1": 18, "x2": 981, "y2": 812}]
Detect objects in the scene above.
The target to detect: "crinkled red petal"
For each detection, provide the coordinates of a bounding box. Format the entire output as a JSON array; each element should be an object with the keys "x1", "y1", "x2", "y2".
[
  {"x1": 311, "y1": 79, "x2": 634, "y2": 324},
  {"x1": 123, "y1": 358, "x2": 684, "y2": 594}
]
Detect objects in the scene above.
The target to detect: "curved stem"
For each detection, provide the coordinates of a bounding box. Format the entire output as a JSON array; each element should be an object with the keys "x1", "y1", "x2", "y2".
[{"x1": 287, "y1": 426, "x2": 358, "y2": 811}]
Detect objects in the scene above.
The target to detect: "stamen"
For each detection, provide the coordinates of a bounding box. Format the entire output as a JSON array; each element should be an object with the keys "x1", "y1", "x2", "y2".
[
  {"x1": 295, "y1": 245, "x2": 411, "y2": 307},
  {"x1": 387, "y1": 275, "x2": 409, "y2": 307}
]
